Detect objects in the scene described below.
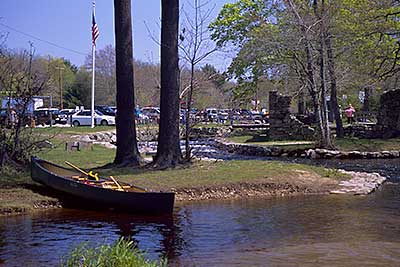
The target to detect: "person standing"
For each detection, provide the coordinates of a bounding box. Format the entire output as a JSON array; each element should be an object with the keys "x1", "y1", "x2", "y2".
[{"x1": 345, "y1": 104, "x2": 355, "y2": 124}]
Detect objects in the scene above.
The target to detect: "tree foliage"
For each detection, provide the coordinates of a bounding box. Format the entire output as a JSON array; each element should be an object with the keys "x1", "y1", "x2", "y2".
[{"x1": 210, "y1": 0, "x2": 400, "y2": 147}]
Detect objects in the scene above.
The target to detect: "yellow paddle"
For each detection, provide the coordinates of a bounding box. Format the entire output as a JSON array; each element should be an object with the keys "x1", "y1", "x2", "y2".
[{"x1": 65, "y1": 161, "x2": 99, "y2": 181}]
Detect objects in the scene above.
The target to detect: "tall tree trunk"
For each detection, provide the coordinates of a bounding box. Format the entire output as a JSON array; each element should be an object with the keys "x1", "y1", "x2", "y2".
[
  {"x1": 113, "y1": 0, "x2": 141, "y2": 166},
  {"x1": 154, "y1": 0, "x2": 182, "y2": 168},
  {"x1": 305, "y1": 42, "x2": 323, "y2": 130},
  {"x1": 325, "y1": 30, "x2": 344, "y2": 138}
]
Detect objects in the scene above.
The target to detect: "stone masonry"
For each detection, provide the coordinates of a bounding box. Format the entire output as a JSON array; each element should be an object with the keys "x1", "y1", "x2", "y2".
[
  {"x1": 375, "y1": 89, "x2": 400, "y2": 138},
  {"x1": 269, "y1": 91, "x2": 315, "y2": 140}
]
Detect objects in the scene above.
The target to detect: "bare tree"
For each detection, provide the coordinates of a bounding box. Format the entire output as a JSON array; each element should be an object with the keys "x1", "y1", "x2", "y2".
[
  {"x1": 113, "y1": 0, "x2": 142, "y2": 166},
  {"x1": 179, "y1": 0, "x2": 217, "y2": 161},
  {"x1": 0, "y1": 43, "x2": 49, "y2": 169}
]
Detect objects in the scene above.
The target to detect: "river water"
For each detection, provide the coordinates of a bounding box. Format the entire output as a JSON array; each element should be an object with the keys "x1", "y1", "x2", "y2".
[{"x1": 1, "y1": 159, "x2": 400, "y2": 267}]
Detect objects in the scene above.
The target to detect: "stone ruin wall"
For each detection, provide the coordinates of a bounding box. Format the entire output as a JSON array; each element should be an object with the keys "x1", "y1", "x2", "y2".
[
  {"x1": 268, "y1": 91, "x2": 315, "y2": 140},
  {"x1": 375, "y1": 89, "x2": 400, "y2": 138}
]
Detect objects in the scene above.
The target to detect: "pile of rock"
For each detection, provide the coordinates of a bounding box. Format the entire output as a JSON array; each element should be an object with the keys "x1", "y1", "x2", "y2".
[
  {"x1": 74, "y1": 131, "x2": 116, "y2": 143},
  {"x1": 213, "y1": 139, "x2": 307, "y2": 157},
  {"x1": 330, "y1": 170, "x2": 386, "y2": 195},
  {"x1": 74, "y1": 127, "x2": 230, "y2": 145},
  {"x1": 269, "y1": 91, "x2": 315, "y2": 140}
]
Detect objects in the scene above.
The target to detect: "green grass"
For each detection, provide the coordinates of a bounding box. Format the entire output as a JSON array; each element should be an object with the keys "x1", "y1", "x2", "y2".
[
  {"x1": 21, "y1": 134, "x2": 349, "y2": 191},
  {"x1": 60, "y1": 238, "x2": 166, "y2": 267},
  {"x1": 32, "y1": 126, "x2": 115, "y2": 136},
  {"x1": 33, "y1": 141, "x2": 347, "y2": 191},
  {"x1": 98, "y1": 160, "x2": 348, "y2": 191},
  {"x1": 1, "y1": 133, "x2": 351, "y2": 215},
  {"x1": 335, "y1": 137, "x2": 400, "y2": 151},
  {"x1": 38, "y1": 142, "x2": 115, "y2": 169},
  {"x1": 30, "y1": 136, "x2": 348, "y2": 191}
]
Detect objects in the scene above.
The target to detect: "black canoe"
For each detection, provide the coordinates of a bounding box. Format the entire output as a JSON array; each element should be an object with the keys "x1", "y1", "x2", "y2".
[{"x1": 31, "y1": 157, "x2": 175, "y2": 214}]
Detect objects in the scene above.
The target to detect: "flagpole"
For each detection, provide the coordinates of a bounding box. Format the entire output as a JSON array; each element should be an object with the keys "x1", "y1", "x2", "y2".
[
  {"x1": 91, "y1": 40, "x2": 96, "y2": 128},
  {"x1": 91, "y1": 0, "x2": 99, "y2": 128}
]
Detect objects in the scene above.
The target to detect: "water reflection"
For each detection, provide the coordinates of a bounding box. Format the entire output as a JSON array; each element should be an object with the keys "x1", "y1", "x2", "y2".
[
  {"x1": 0, "y1": 209, "x2": 184, "y2": 267},
  {"x1": 170, "y1": 188, "x2": 400, "y2": 267}
]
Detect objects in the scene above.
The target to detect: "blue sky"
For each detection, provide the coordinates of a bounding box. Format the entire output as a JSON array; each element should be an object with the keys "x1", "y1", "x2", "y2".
[{"x1": 0, "y1": 0, "x2": 232, "y2": 69}]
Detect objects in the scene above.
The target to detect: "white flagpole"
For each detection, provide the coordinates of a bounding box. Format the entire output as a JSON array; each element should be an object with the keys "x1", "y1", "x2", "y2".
[{"x1": 91, "y1": 1, "x2": 96, "y2": 128}]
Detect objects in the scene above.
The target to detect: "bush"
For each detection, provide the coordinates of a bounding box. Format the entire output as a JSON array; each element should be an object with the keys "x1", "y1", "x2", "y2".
[
  {"x1": 0, "y1": 128, "x2": 43, "y2": 174},
  {"x1": 60, "y1": 238, "x2": 167, "y2": 267}
]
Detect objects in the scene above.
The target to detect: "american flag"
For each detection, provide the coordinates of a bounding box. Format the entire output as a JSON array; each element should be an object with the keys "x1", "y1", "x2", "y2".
[{"x1": 92, "y1": 2, "x2": 99, "y2": 46}]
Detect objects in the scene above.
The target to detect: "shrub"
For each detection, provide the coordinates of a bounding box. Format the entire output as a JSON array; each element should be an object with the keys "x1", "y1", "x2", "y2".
[{"x1": 60, "y1": 238, "x2": 166, "y2": 267}]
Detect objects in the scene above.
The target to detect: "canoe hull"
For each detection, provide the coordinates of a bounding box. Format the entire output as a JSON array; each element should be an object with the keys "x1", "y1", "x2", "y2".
[{"x1": 31, "y1": 157, "x2": 175, "y2": 215}]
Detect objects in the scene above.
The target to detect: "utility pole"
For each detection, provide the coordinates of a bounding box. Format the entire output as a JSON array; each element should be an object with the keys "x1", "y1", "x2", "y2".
[{"x1": 55, "y1": 66, "x2": 64, "y2": 110}]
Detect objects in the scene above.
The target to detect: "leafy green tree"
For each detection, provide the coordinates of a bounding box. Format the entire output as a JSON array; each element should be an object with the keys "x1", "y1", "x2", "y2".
[
  {"x1": 210, "y1": 0, "x2": 400, "y2": 147},
  {"x1": 64, "y1": 67, "x2": 91, "y2": 108}
]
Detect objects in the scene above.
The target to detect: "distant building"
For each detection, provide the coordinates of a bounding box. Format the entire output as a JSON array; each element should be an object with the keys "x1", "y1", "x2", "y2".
[{"x1": 1, "y1": 97, "x2": 43, "y2": 114}]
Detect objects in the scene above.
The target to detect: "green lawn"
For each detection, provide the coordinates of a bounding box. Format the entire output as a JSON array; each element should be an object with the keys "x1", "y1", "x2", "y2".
[
  {"x1": 1, "y1": 133, "x2": 351, "y2": 215},
  {"x1": 31, "y1": 139, "x2": 348, "y2": 191},
  {"x1": 32, "y1": 125, "x2": 115, "y2": 136},
  {"x1": 334, "y1": 137, "x2": 400, "y2": 151},
  {"x1": 109, "y1": 160, "x2": 347, "y2": 191}
]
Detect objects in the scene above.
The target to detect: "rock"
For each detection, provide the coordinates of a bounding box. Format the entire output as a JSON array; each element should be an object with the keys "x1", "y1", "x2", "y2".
[
  {"x1": 330, "y1": 170, "x2": 387, "y2": 195},
  {"x1": 36, "y1": 140, "x2": 53, "y2": 149}
]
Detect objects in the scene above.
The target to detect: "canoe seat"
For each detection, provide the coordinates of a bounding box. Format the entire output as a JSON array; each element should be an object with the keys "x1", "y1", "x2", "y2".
[{"x1": 71, "y1": 175, "x2": 86, "y2": 181}]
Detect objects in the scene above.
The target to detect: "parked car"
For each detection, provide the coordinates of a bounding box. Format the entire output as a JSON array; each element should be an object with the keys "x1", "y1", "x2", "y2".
[
  {"x1": 70, "y1": 110, "x2": 115, "y2": 127},
  {"x1": 206, "y1": 108, "x2": 218, "y2": 122},
  {"x1": 141, "y1": 107, "x2": 160, "y2": 123},
  {"x1": 57, "y1": 109, "x2": 76, "y2": 124},
  {"x1": 218, "y1": 109, "x2": 229, "y2": 123},
  {"x1": 33, "y1": 108, "x2": 60, "y2": 125},
  {"x1": 134, "y1": 108, "x2": 149, "y2": 123},
  {"x1": 95, "y1": 105, "x2": 116, "y2": 116}
]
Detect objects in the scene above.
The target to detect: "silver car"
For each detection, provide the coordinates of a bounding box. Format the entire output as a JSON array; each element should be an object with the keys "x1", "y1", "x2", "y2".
[{"x1": 71, "y1": 110, "x2": 115, "y2": 126}]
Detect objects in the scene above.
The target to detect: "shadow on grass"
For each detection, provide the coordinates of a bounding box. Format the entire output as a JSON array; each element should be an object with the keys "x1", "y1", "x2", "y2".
[{"x1": 245, "y1": 135, "x2": 269, "y2": 143}]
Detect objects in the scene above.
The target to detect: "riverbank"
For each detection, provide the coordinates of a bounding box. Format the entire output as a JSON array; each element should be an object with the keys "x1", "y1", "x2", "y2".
[
  {"x1": 1, "y1": 159, "x2": 354, "y2": 216},
  {"x1": 0, "y1": 128, "x2": 391, "y2": 216},
  {"x1": 1, "y1": 160, "x2": 388, "y2": 216}
]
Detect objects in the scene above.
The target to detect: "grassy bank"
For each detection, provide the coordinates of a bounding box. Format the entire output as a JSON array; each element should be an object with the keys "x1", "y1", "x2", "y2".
[
  {"x1": 0, "y1": 139, "x2": 350, "y2": 215},
  {"x1": 0, "y1": 128, "x2": 357, "y2": 215},
  {"x1": 33, "y1": 140, "x2": 347, "y2": 192},
  {"x1": 32, "y1": 125, "x2": 115, "y2": 136}
]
